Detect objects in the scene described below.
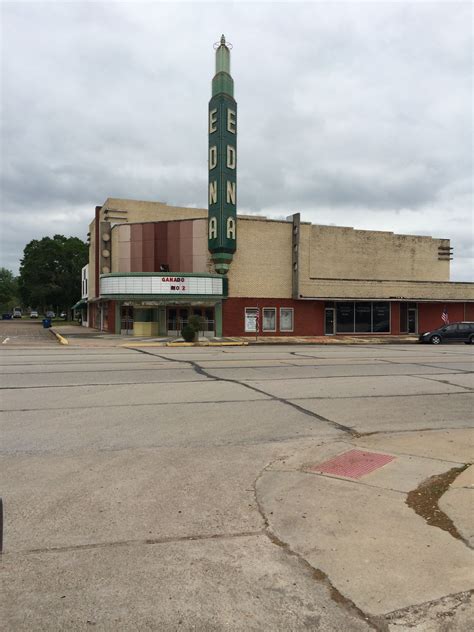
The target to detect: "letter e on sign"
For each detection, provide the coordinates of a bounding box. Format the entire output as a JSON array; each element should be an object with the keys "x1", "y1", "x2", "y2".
[
  {"x1": 227, "y1": 109, "x2": 236, "y2": 133},
  {"x1": 209, "y1": 108, "x2": 218, "y2": 133}
]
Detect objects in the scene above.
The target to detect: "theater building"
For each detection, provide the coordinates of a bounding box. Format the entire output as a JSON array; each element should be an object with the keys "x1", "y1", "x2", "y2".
[
  {"x1": 84, "y1": 197, "x2": 473, "y2": 338},
  {"x1": 83, "y1": 36, "x2": 473, "y2": 336}
]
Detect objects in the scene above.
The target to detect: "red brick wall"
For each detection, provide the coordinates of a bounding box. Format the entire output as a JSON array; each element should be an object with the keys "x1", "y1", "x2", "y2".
[
  {"x1": 222, "y1": 298, "x2": 324, "y2": 336},
  {"x1": 89, "y1": 303, "x2": 97, "y2": 329},
  {"x1": 418, "y1": 302, "x2": 465, "y2": 332},
  {"x1": 107, "y1": 301, "x2": 116, "y2": 334},
  {"x1": 391, "y1": 303, "x2": 401, "y2": 335},
  {"x1": 465, "y1": 303, "x2": 474, "y2": 320}
]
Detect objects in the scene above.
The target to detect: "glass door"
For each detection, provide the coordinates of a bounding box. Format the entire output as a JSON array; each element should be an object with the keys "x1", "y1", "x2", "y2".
[
  {"x1": 120, "y1": 306, "x2": 134, "y2": 335},
  {"x1": 408, "y1": 308, "x2": 417, "y2": 333},
  {"x1": 167, "y1": 307, "x2": 189, "y2": 336},
  {"x1": 324, "y1": 308, "x2": 335, "y2": 335}
]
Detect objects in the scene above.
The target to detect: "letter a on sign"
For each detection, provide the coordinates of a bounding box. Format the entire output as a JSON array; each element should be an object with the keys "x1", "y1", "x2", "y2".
[
  {"x1": 227, "y1": 217, "x2": 236, "y2": 239},
  {"x1": 209, "y1": 217, "x2": 217, "y2": 239}
]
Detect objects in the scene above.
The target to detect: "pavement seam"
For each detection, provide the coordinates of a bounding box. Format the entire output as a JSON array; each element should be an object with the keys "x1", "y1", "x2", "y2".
[
  {"x1": 414, "y1": 374, "x2": 474, "y2": 391},
  {"x1": 280, "y1": 467, "x2": 408, "y2": 495},
  {"x1": 356, "y1": 425, "x2": 474, "y2": 438},
  {"x1": 0, "y1": 379, "x2": 211, "y2": 390},
  {"x1": 196, "y1": 370, "x2": 470, "y2": 382},
  {"x1": 0, "y1": 398, "x2": 269, "y2": 413},
  {"x1": 0, "y1": 433, "x2": 332, "y2": 457},
  {"x1": 383, "y1": 589, "x2": 474, "y2": 621},
  {"x1": 378, "y1": 358, "x2": 472, "y2": 372},
  {"x1": 348, "y1": 438, "x2": 471, "y2": 465},
  {"x1": 6, "y1": 530, "x2": 266, "y2": 556},
  {"x1": 1, "y1": 382, "x2": 470, "y2": 394},
  {"x1": 252, "y1": 460, "x2": 386, "y2": 631},
  {"x1": 2, "y1": 393, "x2": 472, "y2": 414}
]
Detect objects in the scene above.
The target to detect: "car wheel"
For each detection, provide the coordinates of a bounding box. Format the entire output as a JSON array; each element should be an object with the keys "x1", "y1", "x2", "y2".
[
  {"x1": 469, "y1": 335, "x2": 474, "y2": 345},
  {"x1": 430, "y1": 335, "x2": 442, "y2": 345}
]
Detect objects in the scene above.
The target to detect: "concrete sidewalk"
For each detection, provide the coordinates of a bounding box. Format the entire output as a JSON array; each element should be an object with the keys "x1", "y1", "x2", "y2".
[
  {"x1": 51, "y1": 325, "x2": 419, "y2": 347},
  {"x1": 257, "y1": 428, "x2": 474, "y2": 629}
]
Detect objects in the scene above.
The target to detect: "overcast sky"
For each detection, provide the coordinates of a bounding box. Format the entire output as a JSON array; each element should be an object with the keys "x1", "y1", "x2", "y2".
[{"x1": 1, "y1": 0, "x2": 472, "y2": 280}]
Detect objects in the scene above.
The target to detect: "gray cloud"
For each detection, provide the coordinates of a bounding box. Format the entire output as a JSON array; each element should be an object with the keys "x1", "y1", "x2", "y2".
[{"x1": 1, "y1": 1, "x2": 472, "y2": 280}]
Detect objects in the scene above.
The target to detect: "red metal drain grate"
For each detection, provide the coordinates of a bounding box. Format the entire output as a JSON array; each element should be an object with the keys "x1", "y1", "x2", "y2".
[{"x1": 308, "y1": 449, "x2": 395, "y2": 479}]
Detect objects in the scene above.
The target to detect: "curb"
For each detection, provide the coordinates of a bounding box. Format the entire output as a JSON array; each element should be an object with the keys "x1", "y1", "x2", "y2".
[
  {"x1": 165, "y1": 341, "x2": 248, "y2": 347},
  {"x1": 50, "y1": 328, "x2": 69, "y2": 345},
  {"x1": 120, "y1": 341, "x2": 248, "y2": 348},
  {"x1": 244, "y1": 337, "x2": 419, "y2": 345}
]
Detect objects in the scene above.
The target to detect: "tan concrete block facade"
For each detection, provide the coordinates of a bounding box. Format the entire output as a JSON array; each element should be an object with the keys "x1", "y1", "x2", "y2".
[
  {"x1": 305, "y1": 224, "x2": 450, "y2": 282},
  {"x1": 298, "y1": 278, "x2": 474, "y2": 301},
  {"x1": 227, "y1": 218, "x2": 293, "y2": 298}
]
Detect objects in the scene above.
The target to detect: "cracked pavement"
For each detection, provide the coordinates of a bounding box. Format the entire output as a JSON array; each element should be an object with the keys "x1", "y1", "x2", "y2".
[{"x1": 0, "y1": 336, "x2": 473, "y2": 630}]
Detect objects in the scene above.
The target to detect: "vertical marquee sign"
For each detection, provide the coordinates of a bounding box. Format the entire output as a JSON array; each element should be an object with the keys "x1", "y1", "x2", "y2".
[{"x1": 208, "y1": 35, "x2": 237, "y2": 275}]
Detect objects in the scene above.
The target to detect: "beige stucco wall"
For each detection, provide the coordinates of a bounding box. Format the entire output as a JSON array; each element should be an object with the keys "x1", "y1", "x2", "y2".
[
  {"x1": 227, "y1": 218, "x2": 293, "y2": 298},
  {"x1": 304, "y1": 224, "x2": 450, "y2": 282},
  {"x1": 299, "y1": 278, "x2": 474, "y2": 301},
  {"x1": 102, "y1": 198, "x2": 207, "y2": 223}
]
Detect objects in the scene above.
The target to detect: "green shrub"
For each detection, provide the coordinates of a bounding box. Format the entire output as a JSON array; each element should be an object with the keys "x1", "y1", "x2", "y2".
[
  {"x1": 188, "y1": 314, "x2": 205, "y2": 334},
  {"x1": 181, "y1": 324, "x2": 196, "y2": 342}
]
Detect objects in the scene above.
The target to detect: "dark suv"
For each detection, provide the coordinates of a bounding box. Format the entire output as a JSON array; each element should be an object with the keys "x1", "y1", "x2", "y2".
[{"x1": 419, "y1": 322, "x2": 474, "y2": 345}]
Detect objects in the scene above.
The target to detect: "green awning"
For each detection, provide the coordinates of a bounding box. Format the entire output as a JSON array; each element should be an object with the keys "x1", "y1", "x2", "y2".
[{"x1": 71, "y1": 299, "x2": 87, "y2": 310}]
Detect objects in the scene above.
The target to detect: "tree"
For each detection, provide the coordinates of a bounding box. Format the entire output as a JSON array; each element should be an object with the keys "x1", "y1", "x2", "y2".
[
  {"x1": 0, "y1": 268, "x2": 19, "y2": 312},
  {"x1": 19, "y1": 235, "x2": 88, "y2": 315}
]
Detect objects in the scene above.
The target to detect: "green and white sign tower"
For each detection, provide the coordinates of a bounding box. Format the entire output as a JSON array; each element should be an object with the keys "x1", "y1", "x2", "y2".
[{"x1": 208, "y1": 35, "x2": 237, "y2": 275}]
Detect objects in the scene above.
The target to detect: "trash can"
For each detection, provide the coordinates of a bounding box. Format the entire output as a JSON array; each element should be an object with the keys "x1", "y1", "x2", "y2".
[{"x1": 42, "y1": 318, "x2": 52, "y2": 329}]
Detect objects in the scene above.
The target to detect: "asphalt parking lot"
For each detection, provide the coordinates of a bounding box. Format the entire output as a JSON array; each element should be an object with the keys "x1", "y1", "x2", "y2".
[
  {"x1": 1, "y1": 340, "x2": 473, "y2": 630},
  {"x1": 0, "y1": 319, "x2": 56, "y2": 346}
]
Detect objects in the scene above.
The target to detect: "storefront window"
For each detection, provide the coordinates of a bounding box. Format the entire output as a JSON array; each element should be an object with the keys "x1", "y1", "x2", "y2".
[
  {"x1": 372, "y1": 302, "x2": 390, "y2": 332},
  {"x1": 262, "y1": 308, "x2": 276, "y2": 332},
  {"x1": 245, "y1": 308, "x2": 258, "y2": 332},
  {"x1": 336, "y1": 302, "x2": 354, "y2": 333},
  {"x1": 355, "y1": 303, "x2": 371, "y2": 332},
  {"x1": 280, "y1": 308, "x2": 294, "y2": 332},
  {"x1": 336, "y1": 302, "x2": 390, "y2": 333}
]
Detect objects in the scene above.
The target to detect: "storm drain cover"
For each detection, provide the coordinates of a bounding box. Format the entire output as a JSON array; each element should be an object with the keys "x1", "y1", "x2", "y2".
[{"x1": 308, "y1": 449, "x2": 395, "y2": 479}]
